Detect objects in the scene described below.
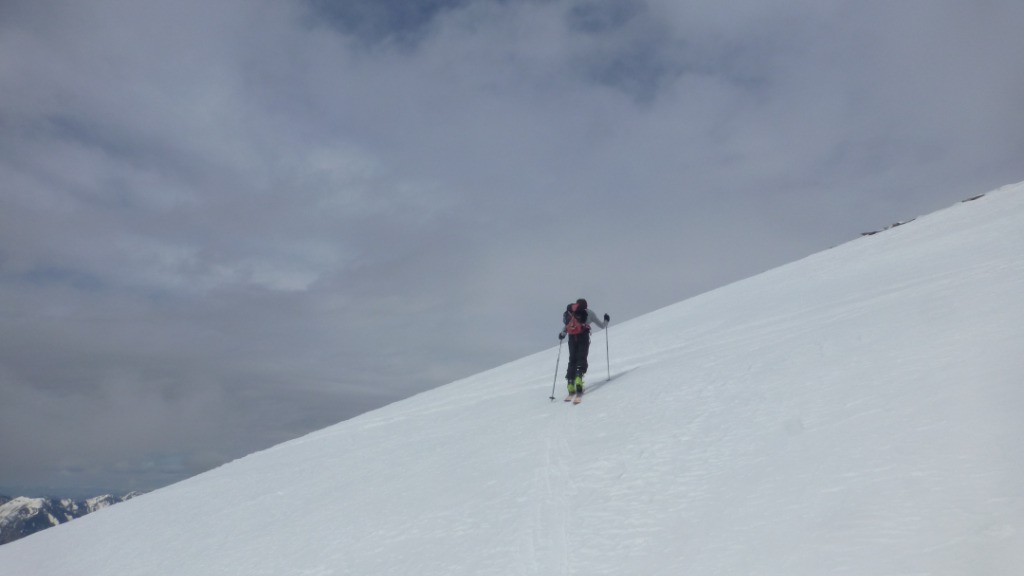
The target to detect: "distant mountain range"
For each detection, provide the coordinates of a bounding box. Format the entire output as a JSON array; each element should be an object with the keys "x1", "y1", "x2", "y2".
[{"x1": 0, "y1": 493, "x2": 141, "y2": 545}]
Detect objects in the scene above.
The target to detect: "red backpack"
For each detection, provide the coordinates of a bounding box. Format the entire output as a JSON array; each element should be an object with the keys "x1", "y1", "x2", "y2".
[{"x1": 563, "y1": 303, "x2": 587, "y2": 335}]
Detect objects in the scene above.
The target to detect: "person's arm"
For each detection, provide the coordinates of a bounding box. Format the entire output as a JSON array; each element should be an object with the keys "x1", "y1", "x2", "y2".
[{"x1": 588, "y1": 309, "x2": 610, "y2": 329}]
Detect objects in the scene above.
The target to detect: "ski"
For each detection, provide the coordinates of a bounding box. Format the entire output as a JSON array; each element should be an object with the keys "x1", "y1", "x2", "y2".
[
  {"x1": 572, "y1": 393, "x2": 583, "y2": 405},
  {"x1": 564, "y1": 394, "x2": 575, "y2": 402}
]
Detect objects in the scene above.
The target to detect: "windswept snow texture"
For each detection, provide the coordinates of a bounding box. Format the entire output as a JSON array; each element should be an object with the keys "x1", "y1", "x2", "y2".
[{"x1": 3, "y1": 183, "x2": 1023, "y2": 575}]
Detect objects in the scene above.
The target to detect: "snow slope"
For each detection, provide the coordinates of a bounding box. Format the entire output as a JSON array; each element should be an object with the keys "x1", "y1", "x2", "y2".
[{"x1": 3, "y1": 183, "x2": 1023, "y2": 575}]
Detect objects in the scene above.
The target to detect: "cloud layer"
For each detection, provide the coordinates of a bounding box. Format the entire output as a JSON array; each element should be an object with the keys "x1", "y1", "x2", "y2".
[{"x1": 2, "y1": 0, "x2": 1023, "y2": 496}]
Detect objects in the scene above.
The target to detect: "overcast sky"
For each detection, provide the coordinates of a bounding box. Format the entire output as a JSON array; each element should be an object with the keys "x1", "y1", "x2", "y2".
[{"x1": 2, "y1": 0, "x2": 1023, "y2": 498}]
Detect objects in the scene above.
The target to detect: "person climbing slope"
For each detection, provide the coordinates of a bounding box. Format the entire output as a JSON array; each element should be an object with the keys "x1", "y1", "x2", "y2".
[{"x1": 559, "y1": 298, "x2": 609, "y2": 402}]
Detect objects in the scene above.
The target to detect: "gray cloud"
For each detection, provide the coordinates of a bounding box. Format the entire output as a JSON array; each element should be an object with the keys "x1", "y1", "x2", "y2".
[
  {"x1": 2, "y1": 0, "x2": 1023, "y2": 497},
  {"x1": 565, "y1": 0, "x2": 690, "y2": 103},
  {"x1": 308, "y1": 0, "x2": 474, "y2": 46}
]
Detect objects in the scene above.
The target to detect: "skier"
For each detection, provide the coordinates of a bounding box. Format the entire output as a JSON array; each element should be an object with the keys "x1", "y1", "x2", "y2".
[{"x1": 559, "y1": 298, "x2": 610, "y2": 401}]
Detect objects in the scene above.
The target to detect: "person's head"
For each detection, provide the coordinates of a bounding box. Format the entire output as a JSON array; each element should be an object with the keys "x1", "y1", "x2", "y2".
[{"x1": 576, "y1": 298, "x2": 588, "y2": 310}]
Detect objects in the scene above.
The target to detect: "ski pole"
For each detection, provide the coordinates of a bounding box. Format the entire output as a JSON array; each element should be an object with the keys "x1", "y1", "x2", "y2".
[
  {"x1": 605, "y1": 323, "x2": 610, "y2": 381},
  {"x1": 550, "y1": 337, "x2": 563, "y2": 401}
]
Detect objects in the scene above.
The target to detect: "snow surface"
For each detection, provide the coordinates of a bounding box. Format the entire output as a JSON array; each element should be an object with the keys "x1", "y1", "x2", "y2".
[{"x1": 2, "y1": 183, "x2": 1023, "y2": 575}]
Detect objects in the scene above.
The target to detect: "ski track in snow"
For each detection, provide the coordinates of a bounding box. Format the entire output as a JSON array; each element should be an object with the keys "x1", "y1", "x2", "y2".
[{"x1": 2, "y1": 183, "x2": 1024, "y2": 575}]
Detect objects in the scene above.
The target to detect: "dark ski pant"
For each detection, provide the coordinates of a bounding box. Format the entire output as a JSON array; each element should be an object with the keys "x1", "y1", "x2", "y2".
[{"x1": 565, "y1": 332, "x2": 591, "y2": 390}]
